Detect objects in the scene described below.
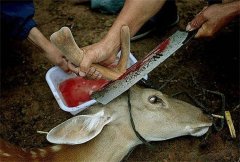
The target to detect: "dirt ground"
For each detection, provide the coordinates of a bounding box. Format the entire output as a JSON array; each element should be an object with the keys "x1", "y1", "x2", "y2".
[{"x1": 0, "y1": 0, "x2": 239, "y2": 161}]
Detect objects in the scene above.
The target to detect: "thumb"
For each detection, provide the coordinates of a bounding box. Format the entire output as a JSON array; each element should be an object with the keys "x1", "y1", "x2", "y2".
[
  {"x1": 186, "y1": 7, "x2": 208, "y2": 31},
  {"x1": 195, "y1": 27, "x2": 205, "y2": 38},
  {"x1": 99, "y1": 55, "x2": 116, "y2": 66},
  {"x1": 58, "y1": 58, "x2": 70, "y2": 73},
  {"x1": 79, "y1": 54, "x2": 93, "y2": 73}
]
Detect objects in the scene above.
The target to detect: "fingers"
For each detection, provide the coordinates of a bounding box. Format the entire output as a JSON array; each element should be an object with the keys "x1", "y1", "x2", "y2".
[
  {"x1": 67, "y1": 60, "x2": 102, "y2": 79},
  {"x1": 67, "y1": 60, "x2": 78, "y2": 73},
  {"x1": 186, "y1": 13, "x2": 206, "y2": 31},
  {"x1": 78, "y1": 49, "x2": 107, "y2": 79},
  {"x1": 57, "y1": 58, "x2": 71, "y2": 73},
  {"x1": 67, "y1": 60, "x2": 86, "y2": 76},
  {"x1": 195, "y1": 26, "x2": 205, "y2": 38},
  {"x1": 86, "y1": 67, "x2": 103, "y2": 80},
  {"x1": 195, "y1": 21, "x2": 214, "y2": 38},
  {"x1": 79, "y1": 53, "x2": 93, "y2": 73},
  {"x1": 186, "y1": 7, "x2": 208, "y2": 31},
  {"x1": 99, "y1": 55, "x2": 117, "y2": 67}
]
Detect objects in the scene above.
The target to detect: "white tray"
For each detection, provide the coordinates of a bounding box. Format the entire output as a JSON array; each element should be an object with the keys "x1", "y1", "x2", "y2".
[{"x1": 46, "y1": 53, "x2": 147, "y2": 115}]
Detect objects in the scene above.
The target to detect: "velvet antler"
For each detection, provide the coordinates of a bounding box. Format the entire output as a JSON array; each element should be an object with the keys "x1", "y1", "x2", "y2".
[{"x1": 50, "y1": 26, "x2": 130, "y2": 80}]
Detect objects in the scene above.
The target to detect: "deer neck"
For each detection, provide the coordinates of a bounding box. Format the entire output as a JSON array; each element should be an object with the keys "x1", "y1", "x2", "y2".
[
  {"x1": 51, "y1": 95, "x2": 142, "y2": 162},
  {"x1": 72, "y1": 95, "x2": 143, "y2": 162}
]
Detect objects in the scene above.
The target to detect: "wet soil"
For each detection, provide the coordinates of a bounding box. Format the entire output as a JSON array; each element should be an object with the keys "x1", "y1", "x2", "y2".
[{"x1": 0, "y1": 0, "x2": 239, "y2": 161}]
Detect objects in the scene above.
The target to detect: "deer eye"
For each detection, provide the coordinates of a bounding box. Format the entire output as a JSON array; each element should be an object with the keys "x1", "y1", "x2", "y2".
[{"x1": 148, "y1": 95, "x2": 163, "y2": 104}]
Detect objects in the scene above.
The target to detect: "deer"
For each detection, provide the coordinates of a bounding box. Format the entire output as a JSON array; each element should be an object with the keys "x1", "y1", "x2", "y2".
[
  {"x1": 0, "y1": 26, "x2": 212, "y2": 162},
  {"x1": 0, "y1": 85, "x2": 212, "y2": 162}
]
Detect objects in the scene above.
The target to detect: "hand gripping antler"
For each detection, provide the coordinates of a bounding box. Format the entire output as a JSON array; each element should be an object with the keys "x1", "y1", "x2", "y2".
[{"x1": 50, "y1": 26, "x2": 130, "y2": 80}]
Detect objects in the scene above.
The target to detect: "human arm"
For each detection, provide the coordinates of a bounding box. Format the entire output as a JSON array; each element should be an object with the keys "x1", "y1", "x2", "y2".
[
  {"x1": 76, "y1": 0, "x2": 167, "y2": 74},
  {"x1": 27, "y1": 27, "x2": 69, "y2": 72},
  {"x1": 1, "y1": 1, "x2": 69, "y2": 72},
  {"x1": 186, "y1": 1, "x2": 240, "y2": 38}
]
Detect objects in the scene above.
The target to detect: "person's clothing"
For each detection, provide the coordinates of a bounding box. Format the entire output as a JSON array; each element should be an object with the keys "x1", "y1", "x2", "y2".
[
  {"x1": 91, "y1": 0, "x2": 125, "y2": 14},
  {"x1": 1, "y1": 1, "x2": 37, "y2": 40}
]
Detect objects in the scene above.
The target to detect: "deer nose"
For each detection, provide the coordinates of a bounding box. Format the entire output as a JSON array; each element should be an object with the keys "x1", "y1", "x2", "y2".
[{"x1": 197, "y1": 113, "x2": 213, "y2": 127}]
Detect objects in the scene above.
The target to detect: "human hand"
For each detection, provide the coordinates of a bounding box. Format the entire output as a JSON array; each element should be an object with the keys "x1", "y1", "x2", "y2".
[
  {"x1": 67, "y1": 36, "x2": 120, "y2": 79},
  {"x1": 44, "y1": 44, "x2": 70, "y2": 73},
  {"x1": 68, "y1": 41, "x2": 119, "y2": 79},
  {"x1": 81, "y1": 40, "x2": 119, "y2": 73},
  {"x1": 186, "y1": 1, "x2": 239, "y2": 38},
  {"x1": 50, "y1": 26, "x2": 131, "y2": 80}
]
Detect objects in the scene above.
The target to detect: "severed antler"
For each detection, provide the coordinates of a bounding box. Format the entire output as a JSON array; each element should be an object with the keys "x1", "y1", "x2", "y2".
[{"x1": 50, "y1": 26, "x2": 130, "y2": 80}]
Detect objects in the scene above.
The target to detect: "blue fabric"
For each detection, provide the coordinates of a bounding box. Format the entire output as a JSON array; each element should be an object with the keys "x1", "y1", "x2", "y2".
[
  {"x1": 91, "y1": 0, "x2": 125, "y2": 14},
  {"x1": 1, "y1": 1, "x2": 37, "y2": 40}
]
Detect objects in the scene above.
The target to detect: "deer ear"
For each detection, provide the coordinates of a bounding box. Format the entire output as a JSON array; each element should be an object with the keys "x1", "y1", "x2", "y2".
[{"x1": 46, "y1": 110, "x2": 111, "y2": 145}]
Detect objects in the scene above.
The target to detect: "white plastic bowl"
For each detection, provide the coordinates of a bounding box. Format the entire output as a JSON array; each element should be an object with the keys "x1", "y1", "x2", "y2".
[{"x1": 46, "y1": 52, "x2": 147, "y2": 115}]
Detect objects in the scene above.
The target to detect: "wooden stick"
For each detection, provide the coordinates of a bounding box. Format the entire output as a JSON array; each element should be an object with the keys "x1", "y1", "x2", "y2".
[
  {"x1": 225, "y1": 111, "x2": 236, "y2": 138},
  {"x1": 37, "y1": 130, "x2": 48, "y2": 134},
  {"x1": 211, "y1": 114, "x2": 224, "y2": 119}
]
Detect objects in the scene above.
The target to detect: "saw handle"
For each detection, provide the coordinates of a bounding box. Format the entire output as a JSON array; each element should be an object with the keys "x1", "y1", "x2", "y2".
[{"x1": 50, "y1": 26, "x2": 130, "y2": 80}]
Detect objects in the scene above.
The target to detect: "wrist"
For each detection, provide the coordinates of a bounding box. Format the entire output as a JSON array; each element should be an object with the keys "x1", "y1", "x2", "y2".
[
  {"x1": 28, "y1": 27, "x2": 49, "y2": 51},
  {"x1": 102, "y1": 28, "x2": 121, "y2": 55}
]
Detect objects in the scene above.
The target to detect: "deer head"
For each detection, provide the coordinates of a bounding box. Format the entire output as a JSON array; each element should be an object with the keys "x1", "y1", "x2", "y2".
[
  {"x1": 46, "y1": 86, "x2": 212, "y2": 145},
  {"x1": 128, "y1": 86, "x2": 212, "y2": 140}
]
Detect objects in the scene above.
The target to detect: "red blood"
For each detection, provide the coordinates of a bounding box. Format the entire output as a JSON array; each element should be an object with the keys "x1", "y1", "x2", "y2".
[
  {"x1": 59, "y1": 77, "x2": 108, "y2": 107},
  {"x1": 118, "y1": 38, "x2": 170, "y2": 79}
]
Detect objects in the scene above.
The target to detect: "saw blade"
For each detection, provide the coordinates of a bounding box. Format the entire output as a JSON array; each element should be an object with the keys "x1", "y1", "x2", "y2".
[{"x1": 92, "y1": 30, "x2": 188, "y2": 104}]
